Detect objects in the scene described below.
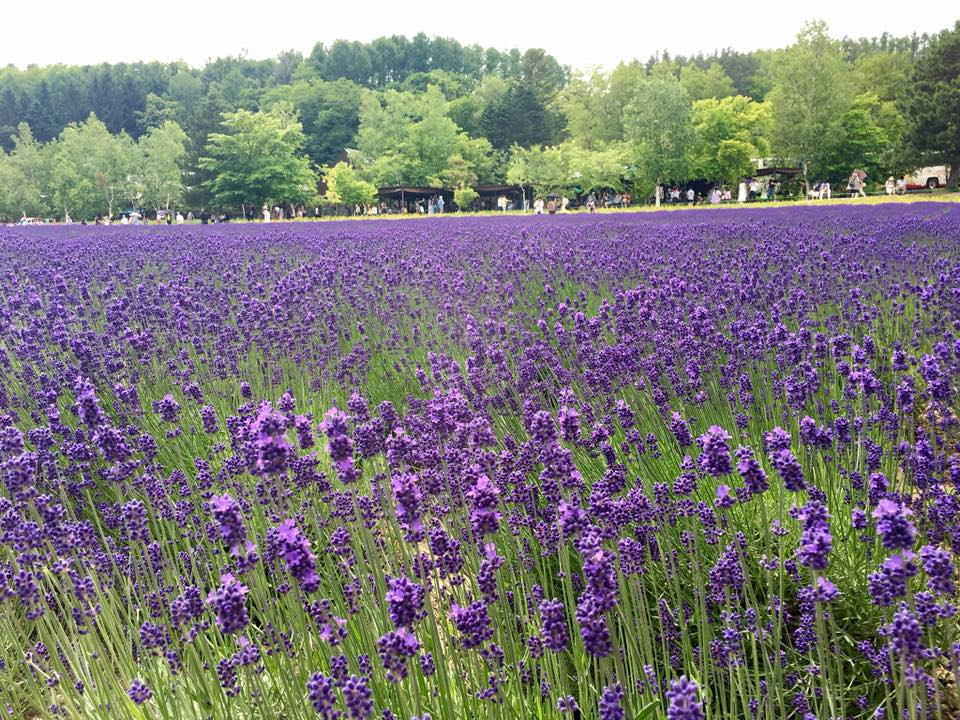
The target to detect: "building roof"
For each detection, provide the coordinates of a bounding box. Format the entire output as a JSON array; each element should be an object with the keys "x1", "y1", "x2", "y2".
[
  {"x1": 754, "y1": 167, "x2": 802, "y2": 177},
  {"x1": 378, "y1": 186, "x2": 450, "y2": 196}
]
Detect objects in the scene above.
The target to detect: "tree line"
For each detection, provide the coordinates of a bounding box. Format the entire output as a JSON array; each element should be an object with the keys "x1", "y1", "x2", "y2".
[{"x1": 1, "y1": 22, "x2": 958, "y2": 220}]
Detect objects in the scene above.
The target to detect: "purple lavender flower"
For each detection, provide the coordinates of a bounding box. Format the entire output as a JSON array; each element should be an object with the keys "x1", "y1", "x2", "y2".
[
  {"x1": 920, "y1": 545, "x2": 955, "y2": 595},
  {"x1": 735, "y1": 445, "x2": 768, "y2": 497},
  {"x1": 450, "y1": 601, "x2": 493, "y2": 649},
  {"x1": 269, "y1": 520, "x2": 320, "y2": 593},
  {"x1": 209, "y1": 494, "x2": 247, "y2": 551},
  {"x1": 156, "y1": 394, "x2": 181, "y2": 423},
  {"x1": 200, "y1": 405, "x2": 218, "y2": 433},
  {"x1": 385, "y1": 576, "x2": 425, "y2": 628},
  {"x1": 342, "y1": 675, "x2": 372, "y2": 720},
  {"x1": 872, "y1": 499, "x2": 916, "y2": 551},
  {"x1": 666, "y1": 676, "x2": 705, "y2": 720},
  {"x1": 249, "y1": 403, "x2": 293, "y2": 475},
  {"x1": 127, "y1": 678, "x2": 152, "y2": 705},
  {"x1": 306, "y1": 672, "x2": 339, "y2": 718},
  {"x1": 698, "y1": 425, "x2": 732, "y2": 476},
  {"x1": 540, "y1": 598, "x2": 569, "y2": 652},
  {"x1": 669, "y1": 412, "x2": 693, "y2": 448},
  {"x1": 321, "y1": 407, "x2": 359, "y2": 484},
  {"x1": 769, "y1": 448, "x2": 805, "y2": 492},
  {"x1": 207, "y1": 574, "x2": 249, "y2": 634},
  {"x1": 391, "y1": 473, "x2": 424, "y2": 542},
  {"x1": 376, "y1": 628, "x2": 419, "y2": 682},
  {"x1": 598, "y1": 683, "x2": 624, "y2": 720}
]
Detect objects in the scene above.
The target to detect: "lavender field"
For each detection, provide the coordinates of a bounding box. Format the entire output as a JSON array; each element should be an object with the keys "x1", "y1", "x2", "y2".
[{"x1": 1, "y1": 203, "x2": 959, "y2": 720}]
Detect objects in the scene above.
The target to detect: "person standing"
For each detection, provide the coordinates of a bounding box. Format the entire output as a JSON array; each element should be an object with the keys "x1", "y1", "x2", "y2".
[
  {"x1": 436, "y1": 195, "x2": 444, "y2": 214},
  {"x1": 737, "y1": 181, "x2": 747, "y2": 203},
  {"x1": 262, "y1": 205, "x2": 270, "y2": 222},
  {"x1": 885, "y1": 176, "x2": 896, "y2": 195}
]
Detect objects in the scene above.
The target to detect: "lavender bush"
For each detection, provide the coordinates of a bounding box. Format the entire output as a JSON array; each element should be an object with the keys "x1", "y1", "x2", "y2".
[{"x1": 0, "y1": 203, "x2": 959, "y2": 719}]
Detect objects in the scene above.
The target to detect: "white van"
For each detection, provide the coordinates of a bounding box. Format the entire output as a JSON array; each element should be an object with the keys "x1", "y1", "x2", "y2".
[{"x1": 904, "y1": 166, "x2": 948, "y2": 190}]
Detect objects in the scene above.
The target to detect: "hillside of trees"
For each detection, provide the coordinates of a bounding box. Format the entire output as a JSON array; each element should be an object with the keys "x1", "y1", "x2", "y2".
[{"x1": 1, "y1": 22, "x2": 958, "y2": 219}]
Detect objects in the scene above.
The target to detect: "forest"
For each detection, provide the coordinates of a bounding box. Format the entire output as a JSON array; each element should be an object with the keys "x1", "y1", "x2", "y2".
[{"x1": 0, "y1": 22, "x2": 957, "y2": 219}]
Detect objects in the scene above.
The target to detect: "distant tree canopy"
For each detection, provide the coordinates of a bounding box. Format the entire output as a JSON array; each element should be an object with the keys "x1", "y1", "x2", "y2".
[
  {"x1": 0, "y1": 24, "x2": 956, "y2": 220},
  {"x1": 199, "y1": 103, "x2": 318, "y2": 211},
  {"x1": 902, "y1": 20, "x2": 960, "y2": 187}
]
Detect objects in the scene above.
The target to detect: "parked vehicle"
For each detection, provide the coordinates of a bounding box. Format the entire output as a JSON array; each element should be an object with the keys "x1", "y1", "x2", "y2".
[{"x1": 904, "y1": 165, "x2": 949, "y2": 190}]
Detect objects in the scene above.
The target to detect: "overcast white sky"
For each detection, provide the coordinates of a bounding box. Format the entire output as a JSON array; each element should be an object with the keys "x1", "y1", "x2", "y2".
[{"x1": 4, "y1": 2, "x2": 957, "y2": 71}]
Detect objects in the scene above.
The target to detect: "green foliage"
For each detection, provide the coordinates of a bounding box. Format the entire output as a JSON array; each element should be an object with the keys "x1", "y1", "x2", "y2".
[
  {"x1": 0, "y1": 123, "x2": 49, "y2": 218},
  {"x1": 322, "y1": 161, "x2": 377, "y2": 206},
  {"x1": 624, "y1": 77, "x2": 694, "y2": 185},
  {"x1": 200, "y1": 103, "x2": 318, "y2": 210},
  {"x1": 558, "y1": 71, "x2": 620, "y2": 150},
  {"x1": 679, "y1": 63, "x2": 736, "y2": 101},
  {"x1": 854, "y1": 52, "x2": 912, "y2": 102},
  {"x1": 691, "y1": 96, "x2": 771, "y2": 182},
  {"x1": 820, "y1": 93, "x2": 905, "y2": 184},
  {"x1": 46, "y1": 113, "x2": 136, "y2": 219},
  {"x1": 768, "y1": 22, "x2": 855, "y2": 176},
  {"x1": 355, "y1": 86, "x2": 493, "y2": 187},
  {"x1": 138, "y1": 120, "x2": 189, "y2": 212},
  {"x1": 0, "y1": 25, "x2": 956, "y2": 212},
  {"x1": 506, "y1": 145, "x2": 570, "y2": 196},
  {"x1": 262, "y1": 76, "x2": 363, "y2": 167},
  {"x1": 902, "y1": 21, "x2": 960, "y2": 185},
  {"x1": 565, "y1": 142, "x2": 629, "y2": 194},
  {"x1": 481, "y1": 83, "x2": 565, "y2": 150},
  {"x1": 453, "y1": 185, "x2": 479, "y2": 210}
]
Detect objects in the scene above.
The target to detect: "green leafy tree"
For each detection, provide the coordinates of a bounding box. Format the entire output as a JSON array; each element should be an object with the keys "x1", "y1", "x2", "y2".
[
  {"x1": 821, "y1": 93, "x2": 905, "y2": 184},
  {"x1": 565, "y1": 142, "x2": 628, "y2": 194},
  {"x1": 518, "y1": 48, "x2": 568, "y2": 104},
  {"x1": 449, "y1": 75, "x2": 507, "y2": 138},
  {"x1": 262, "y1": 75, "x2": 363, "y2": 166},
  {"x1": 559, "y1": 70, "x2": 618, "y2": 150},
  {"x1": 624, "y1": 78, "x2": 694, "y2": 204},
  {"x1": 679, "y1": 63, "x2": 736, "y2": 101},
  {"x1": 506, "y1": 145, "x2": 570, "y2": 197},
  {"x1": 0, "y1": 123, "x2": 49, "y2": 219},
  {"x1": 200, "y1": 103, "x2": 318, "y2": 213},
  {"x1": 138, "y1": 120, "x2": 188, "y2": 213},
  {"x1": 768, "y1": 22, "x2": 854, "y2": 182},
  {"x1": 902, "y1": 21, "x2": 960, "y2": 186},
  {"x1": 453, "y1": 185, "x2": 478, "y2": 210},
  {"x1": 604, "y1": 61, "x2": 648, "y2": 141},
  {"x1": 481, "y1": 83, "x2": 565, "y2": 149},
  {"x1": 854, "y1": 52, "x2": 912, "y2": 102},
  {"x1": 47, "y1": 113, "x2": 134, "y2": 220},
  {"x1": 322, "y1": 161, "x2": 377, "y2": 207},
  {"x1": 691, "y1": 96, "x2": 771, "y2": 183},
  {"x1": 356, "y1": 86, "x2": 492, "y2": 187}
]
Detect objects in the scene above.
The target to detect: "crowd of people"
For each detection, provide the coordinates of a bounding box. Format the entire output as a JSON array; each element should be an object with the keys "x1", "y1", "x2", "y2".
[{"x1": 6, "y1": 168, "x2": 941, "y2": 226}]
